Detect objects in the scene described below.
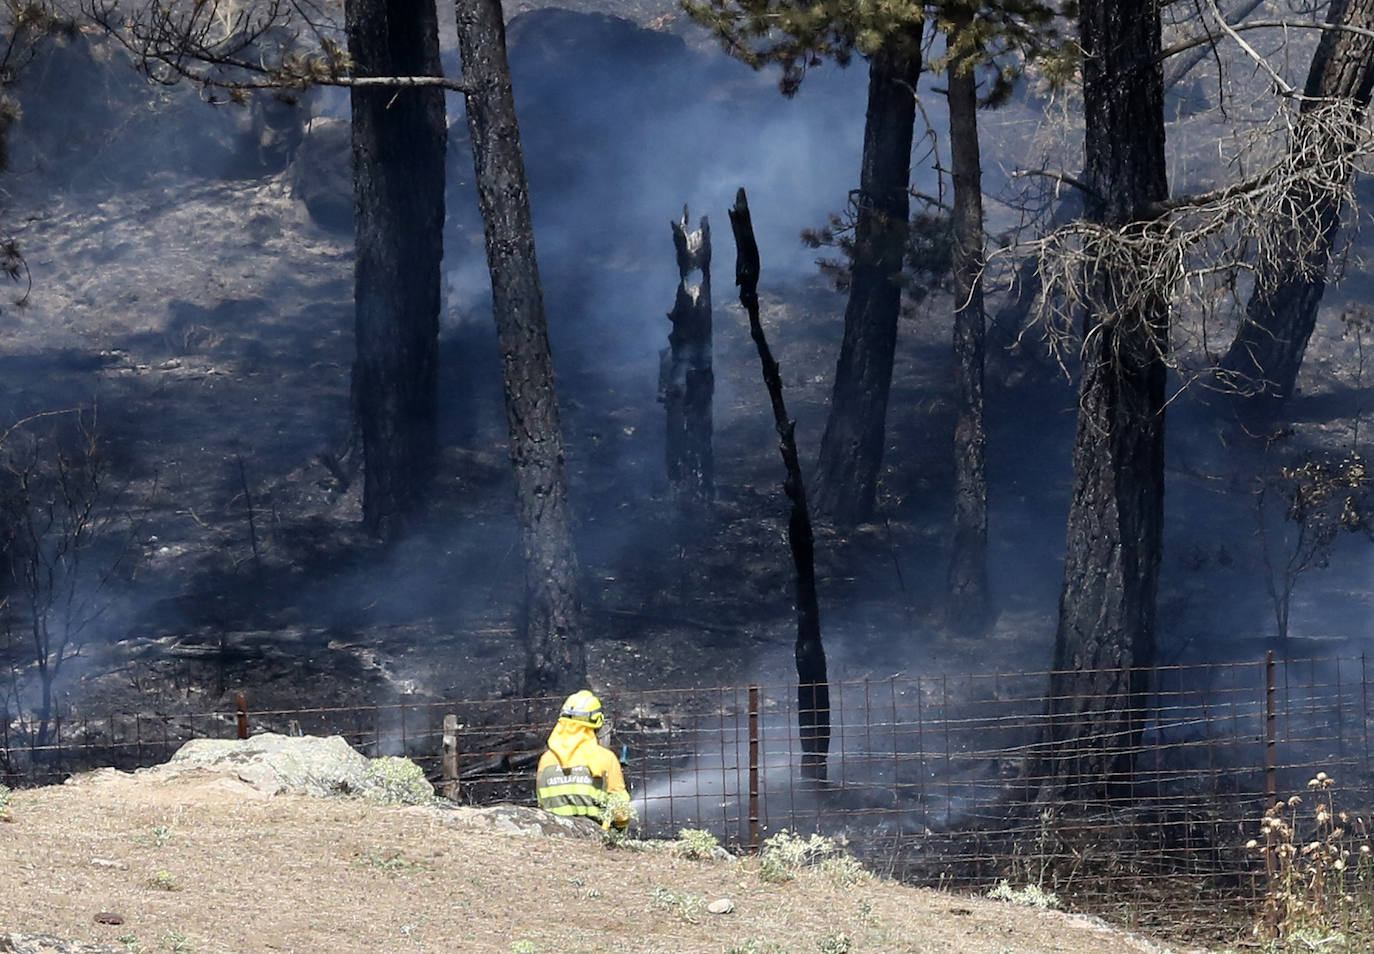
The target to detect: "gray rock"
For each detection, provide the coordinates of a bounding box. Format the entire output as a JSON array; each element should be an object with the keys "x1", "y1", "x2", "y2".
[
  {"x1": 158, "y1": 734, "x2": 436, "y2": 804},
  {"x1": 417, "y1": 803, "x2": 602, "y2": 839},
  {"x1": 0, "y1": 935, "x2": 123, "y2": 954},
  {"x1": 164, "y1": 734, "x2": 371, "y2": 798}
]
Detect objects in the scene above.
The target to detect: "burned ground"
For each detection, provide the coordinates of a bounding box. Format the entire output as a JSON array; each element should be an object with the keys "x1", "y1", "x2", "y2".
[{"x1": 0, "y1": 0, "x2": 1370, "y2": 889}]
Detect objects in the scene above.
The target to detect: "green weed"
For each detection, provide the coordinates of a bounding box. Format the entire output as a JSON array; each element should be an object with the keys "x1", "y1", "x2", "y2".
[
  {"x1": 355, "y1": 848, "x2": 427, "y2": 875},
  {"x1": 675, "y1": 827, "x2": 722, "y2": 860},
  {"x1": 651, "y1": 884, "x2": 705, "y2": 923},
  {"x1": 986, "y1": 879, "x2": 1061, "y2": 909},
  {"x1": 147, "y1": 870, "x2": 179, "y2": 892},
  {"x1": 363, "y1": 757, "x2": 434, "y2": 806},
  {"x1": 758, "y1": 830, "x2": 851, "y2": 883},
  {"x1": 724, "y1": 941, "x2": 786, "y2": 954}
]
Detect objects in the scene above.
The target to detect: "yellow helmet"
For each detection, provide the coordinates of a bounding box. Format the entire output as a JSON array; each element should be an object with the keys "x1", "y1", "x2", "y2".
[{"x1": 559, "y1": 690, "x2": 604, "y2": 729}]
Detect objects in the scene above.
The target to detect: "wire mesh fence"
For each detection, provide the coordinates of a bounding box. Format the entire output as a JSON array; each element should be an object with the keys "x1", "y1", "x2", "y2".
[{"x1": 3, "y1": 652, "x2": 1372, "y2": 941}]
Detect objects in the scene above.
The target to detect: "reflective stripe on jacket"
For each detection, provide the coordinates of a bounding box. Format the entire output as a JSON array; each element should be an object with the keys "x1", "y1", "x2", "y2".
[{"x1": 536, "y1": 761, "x2": 604, "y2": 818}]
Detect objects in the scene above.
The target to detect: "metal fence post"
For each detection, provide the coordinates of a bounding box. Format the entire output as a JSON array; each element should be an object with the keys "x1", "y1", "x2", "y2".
[
  {"x1": 1363, "y1": 653, "x2": 1370, "y2": 780},
  {"x1": 1265, "y1": 650, "x2": 1277, "y2": 886},
  {"x1": 1265, "y1": 651, "x2": 1276, "y2": 805},
  {"x1": 442, "y1": 713, "x2": 460, "y2": 801},
  {"x1": 748, "y1": 684, "x2": 760, "y2": 853},
  {"x1": 236, "y1": 693, "x2": 249, "y2": 740}
]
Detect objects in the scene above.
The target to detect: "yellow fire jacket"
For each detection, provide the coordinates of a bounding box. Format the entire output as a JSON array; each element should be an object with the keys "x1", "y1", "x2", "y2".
[{"x1": 536, "y1": 718, "x2": 629, "y2": 828}]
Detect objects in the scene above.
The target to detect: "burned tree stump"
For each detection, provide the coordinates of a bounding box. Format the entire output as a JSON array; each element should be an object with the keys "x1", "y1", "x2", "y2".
[{"x1": 659, "y1": 206, "x2": 714, "y2": 502}]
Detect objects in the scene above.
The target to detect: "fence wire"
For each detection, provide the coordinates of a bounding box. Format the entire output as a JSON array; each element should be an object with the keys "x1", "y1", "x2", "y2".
[{"x1": 3, "y1": 653, "x2": 1372, "y2": 942}]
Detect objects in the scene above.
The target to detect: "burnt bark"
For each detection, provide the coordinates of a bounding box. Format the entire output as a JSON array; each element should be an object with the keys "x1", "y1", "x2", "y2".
[
  {"x1": 1218, "y1": 0, "x2": 1374, "y2": 422},
  {"x1": 1040, "y1": 0, "x2": 1168, "y2": 801},
  {"x1": 455, "y1": 0, "x2": 583, "y2": 696},
  {"x1": 729, "y1": 188, "x2": 830, "y2": 780},
  {"x1": 346, "y1": 0, "x2": 445, "y2": 540},
  {"x1": 812, "y1": 36, "x2": 921, "y2": 527},
  {"x1": 660, "y1": 206, "x2": 714, "y2": 503},
  {"x1": 946, "y1": 40, "x2": 990, "y2": 633}
]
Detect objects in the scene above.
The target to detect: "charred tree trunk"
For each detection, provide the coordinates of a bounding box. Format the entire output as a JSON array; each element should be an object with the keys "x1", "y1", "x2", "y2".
[
  {"x1": 660, "y1": 206, "x2": 714, "y2": 503},
  {"x1": 1040, "y1": 0, "x2": 1168, "y2": 802},
  {"x1": 729, "y1": 188, "x2": 830, "y2": 780},
  {"x1": 1217, "y1": 0, "x2": 1374, "y2": 422},
  {"x1": 945, "y1": 38, "x2": 990, "y2": 633},
  {"x1": 812, "y1": 36, "x2": 922, "y2": 527},
  {"x1": 455, "y1": 0, "x2": 583, "y2": 696},
  {"x1": 346, "y1": 0, "x2": 446, "y2": 540}
]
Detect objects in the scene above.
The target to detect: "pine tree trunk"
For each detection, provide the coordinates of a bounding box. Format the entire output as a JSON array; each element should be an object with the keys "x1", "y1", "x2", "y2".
[
  {"x1": 945, "y1": 41, "x2": 989, "y2": 632},
  {"x1": 661, "y1": 207, "x2": 714, "y2": 503},
  {"x1": 812, "y1": 36, "x2": 921, "y2": 527},
  {"x1": 1041, "y1": 0, "x2": 1168, "y2": 801},
  {"x1": 1218, "y1": 0, "x2": 1374, "y2": 421},
  {"x1": 455, "y1": 0, "x2": 584, "y2": 696},
  {"x1": 346, "y1": 0, "x2": 446, "y2": 540}
]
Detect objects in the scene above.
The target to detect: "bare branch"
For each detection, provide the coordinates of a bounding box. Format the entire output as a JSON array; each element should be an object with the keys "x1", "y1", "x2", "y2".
[
  {"x1": 86, "y1": 0, "x2": 466, "y2": 99},
  {"x1": 1202, "y1": 0, "x2": 1296, "y2": 96},
  {"x1": 1162, "y1": 17, "x2": 1374, "y2": 62},
  {"x1": 1009, "y1": 168, "x2": 1102, "y2": 203}
]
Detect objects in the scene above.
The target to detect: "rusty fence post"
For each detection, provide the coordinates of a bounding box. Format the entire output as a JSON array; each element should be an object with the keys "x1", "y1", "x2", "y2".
[
  {"x1": 442, "y1": 714, "x2": 461, "y2": 801},
  {"x1": 1265, "y1": 651, "x2": 1276, "y2": 804},
  {"x1": 236, "y1": 693, "x2": 249, "y2": 740},
  {"x1": 1264, "y1": 651, "x2": 1277, "y2": 886},
  {"x1": 1363, "y1": 653, "x2": 1370, "y2": 781},
  {"x1": 748, "y1": 684, "x2": 760, "y2": 852}
]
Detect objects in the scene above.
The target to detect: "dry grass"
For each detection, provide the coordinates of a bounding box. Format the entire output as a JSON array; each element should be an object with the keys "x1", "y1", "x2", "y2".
[{"x1": 1, "y1": 770, "x2": 1195, "y2": 954}]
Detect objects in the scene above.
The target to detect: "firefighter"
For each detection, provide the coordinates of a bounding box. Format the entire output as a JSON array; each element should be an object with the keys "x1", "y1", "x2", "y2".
[{"x1": 536, "y1": 690, "x2": 631, "y2": 829}]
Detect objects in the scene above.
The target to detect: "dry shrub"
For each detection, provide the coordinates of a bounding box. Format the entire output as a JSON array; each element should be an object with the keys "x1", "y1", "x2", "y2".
[{"x1": 1248, "y1": 772, "x2": 1374, "y2": 949}]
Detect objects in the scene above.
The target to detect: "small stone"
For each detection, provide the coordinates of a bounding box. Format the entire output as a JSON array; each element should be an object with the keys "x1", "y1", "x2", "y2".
[
  {"x1": 92, "y1": 913, "x2": 124, "y2": 926},
  {"x1": 706, "y1": 898, "x2": 734, "y2": 915},
  {"x1": 89, "y1": 859, "x2": 125, "y2": 870}
]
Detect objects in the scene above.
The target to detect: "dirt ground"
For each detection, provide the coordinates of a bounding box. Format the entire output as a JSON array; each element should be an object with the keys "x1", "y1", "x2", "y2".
[{"x1": 2, "y1": 770, "x2": 1194, "y2": 954}]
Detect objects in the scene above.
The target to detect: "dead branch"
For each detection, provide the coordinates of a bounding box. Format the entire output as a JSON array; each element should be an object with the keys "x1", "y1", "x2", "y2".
[
  {"x1": 1003, "y1": 97, "x2": 1370, "y2": 386},
  {"x1": 1008, "y1": 169, "x2": 1100, "y2": 203},
  {"x1": 1161, "y1": 17, "x2": 1374, "y2": 63},
  {"x1": 1203, "y1": 0, "x2": 1295, "y2": 96},
  {"x1": 86, "y1": 0, "x2": 466, "y2": 99}
]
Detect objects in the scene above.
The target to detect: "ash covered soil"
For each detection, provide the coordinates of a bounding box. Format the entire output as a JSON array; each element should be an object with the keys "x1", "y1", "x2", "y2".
[
  {"x1": 1, "y1": 2, "x2": 1371, "y2": 763},
  {"x1": 1, "y1": 767, "x2": 1189, "y2": 954},
  {"x1": 0, "y1": 5, "x2": 1027, "y2": 727}
]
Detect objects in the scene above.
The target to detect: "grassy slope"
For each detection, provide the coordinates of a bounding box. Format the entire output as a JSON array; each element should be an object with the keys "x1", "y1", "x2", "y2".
[{"x1": 1, "y1": 771, "x2": 1186, "y2": 954}]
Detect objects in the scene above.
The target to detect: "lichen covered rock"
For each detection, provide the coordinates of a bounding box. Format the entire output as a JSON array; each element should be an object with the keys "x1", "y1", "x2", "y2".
[{"x1": 164, "y1": 733, "x2": 372, "y2": 797}]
